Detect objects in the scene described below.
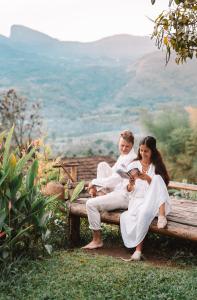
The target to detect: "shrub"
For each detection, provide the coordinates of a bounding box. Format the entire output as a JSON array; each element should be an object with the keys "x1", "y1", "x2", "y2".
[{"x1": 0, "y1": 127, "x2": 57, "y2": 261}]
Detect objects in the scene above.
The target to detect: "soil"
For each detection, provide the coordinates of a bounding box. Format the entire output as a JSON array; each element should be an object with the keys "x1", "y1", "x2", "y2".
[{"x1": 80, "y1": 235, "x2": 197, "y2": 268}]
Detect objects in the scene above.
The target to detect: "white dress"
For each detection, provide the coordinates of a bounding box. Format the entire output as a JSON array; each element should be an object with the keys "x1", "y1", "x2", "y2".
[
  {"x1": 91, "y1": 148, "x2": 136, "y2": 192},
  {"x1": 120, "y1": 160, "x2": 171, "y2": 248}
]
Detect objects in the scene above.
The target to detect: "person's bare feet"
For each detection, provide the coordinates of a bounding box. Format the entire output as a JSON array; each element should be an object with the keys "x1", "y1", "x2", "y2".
[
  {"x1": 121, "y1": 251, "x2": 142, "y2": 261},
  {"x1": 82, "y1": 241, "x2": 103, "y2": 249}
]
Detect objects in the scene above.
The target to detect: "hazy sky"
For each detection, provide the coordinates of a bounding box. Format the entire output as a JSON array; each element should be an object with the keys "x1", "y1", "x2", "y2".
[{"x1": 0, "y1": 0, "x2": 169, "y2": 42}]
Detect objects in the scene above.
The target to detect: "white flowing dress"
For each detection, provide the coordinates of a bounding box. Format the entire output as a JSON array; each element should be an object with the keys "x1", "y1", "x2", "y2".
[{"x1": 120, "y1": 160, "x2": 171, "y2": 248}]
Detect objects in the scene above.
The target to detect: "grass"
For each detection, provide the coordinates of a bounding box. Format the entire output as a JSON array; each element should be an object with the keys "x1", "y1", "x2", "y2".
[{"x1": 0, "y1": 250, "x2": 197, "y2": 300}]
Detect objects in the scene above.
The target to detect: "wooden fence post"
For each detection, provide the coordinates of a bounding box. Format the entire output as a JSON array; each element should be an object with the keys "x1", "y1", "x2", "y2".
[{"x1": 69, "y1": 214, "x2": 81, "y2": 247}]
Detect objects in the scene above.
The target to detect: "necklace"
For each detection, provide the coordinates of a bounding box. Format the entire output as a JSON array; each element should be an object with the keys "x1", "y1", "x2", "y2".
[{"x1": 141, "y1": 161, "x2": 150, "y2": 173}]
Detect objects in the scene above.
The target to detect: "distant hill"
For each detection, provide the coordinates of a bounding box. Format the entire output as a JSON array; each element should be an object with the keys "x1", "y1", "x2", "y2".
[
  {"x1": 0, "y1": 25, "x2": 196, "y2": 152},
  {"x1": 9, "y1": 25, "x2": 156, "y2": 60},
  {"x1": 115, "y1": 51, "x2": 197, "y2": 107}
]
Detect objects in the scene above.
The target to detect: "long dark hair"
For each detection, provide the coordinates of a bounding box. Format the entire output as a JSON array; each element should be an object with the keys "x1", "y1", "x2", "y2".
[{"x1": 134, "y1": 136, "x2": 170, "y2": 186}]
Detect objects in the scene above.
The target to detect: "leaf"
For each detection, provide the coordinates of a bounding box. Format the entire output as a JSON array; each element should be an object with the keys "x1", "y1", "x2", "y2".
[
  {"x1": 26, "y1": 159, "x2": 38, "y2": 191},
  {"x1": 9, "y1": 225, "x2": 33, "y2": 246},
  {"x1": 42, "y1": 229, "x2": 51, "y2": 242},
  {"x1": 0, "y1": 167, "x2": 10, "y2": 186},
  {"x1": 0, "y1": 130, "x2": 6, "y2": 143},
  {"x1": 15, "y1": 147, "x2": 35, "y2": 175},
  {"x1": 2, "y1": 126, "x2": 14, "y2": 170},
  {"x1": 2, "y1": 250, "x2": 9, "y2": 259},
  {"x1": 9, "y1": 174, "x2": 23, "y2": 198},
  {"x1": 0, "y1": 209, "x2": 7, "y2": 229},
  {"x1": 44, "y1": 244, "x2": 52, "y2": 255},
  {"x1": 70, "y1": 181, "x2": 85, "y2": 202},
  {"x1": 38, "y1": 211, "x2": 50, "y2": 227}
]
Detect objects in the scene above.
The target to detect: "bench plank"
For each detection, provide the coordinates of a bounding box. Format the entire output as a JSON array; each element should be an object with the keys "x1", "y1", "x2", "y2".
[{"x1": 69, "y1": 197, "x2": 197, "y2": 242}]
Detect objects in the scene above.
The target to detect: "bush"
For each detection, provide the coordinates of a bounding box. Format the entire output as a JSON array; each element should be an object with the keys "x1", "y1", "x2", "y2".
[
  {"x1": 0, "y1": 127, "x2": 57, "y2": 261},
  {"x1": 141, "y1": 107, "x2": 197, "y2": 183}
]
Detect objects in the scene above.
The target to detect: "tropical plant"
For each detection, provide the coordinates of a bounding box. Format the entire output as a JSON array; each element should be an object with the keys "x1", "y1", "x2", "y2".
[
  {"x1": 70, "y1": 181, "x2": 85, "y2": 202},
  {"x1": 0, "y1": 127, "x2": 56, "y2": 261}
]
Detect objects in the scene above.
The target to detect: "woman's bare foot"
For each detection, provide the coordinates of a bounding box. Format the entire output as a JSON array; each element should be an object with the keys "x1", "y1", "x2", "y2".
[
  {"x1": 121, "y1": 251, "x2": 142, "y2": 262},
  {"x1": 82, "y1": 240, "x2": 103, "y2": 250},
  {"x1": 157, "y1": 216, "x2": 167, "y2": 229}
]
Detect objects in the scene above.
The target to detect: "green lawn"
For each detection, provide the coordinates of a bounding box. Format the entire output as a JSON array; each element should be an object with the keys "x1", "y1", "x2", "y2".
[{"x1": 1, "y1": 250, "x2": 197, "y2": 300}]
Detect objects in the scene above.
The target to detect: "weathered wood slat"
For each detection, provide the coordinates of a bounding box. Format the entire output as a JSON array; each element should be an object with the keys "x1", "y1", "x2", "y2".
[
  {"x1": 169, "y1": 181, "x2": 197, "y2": 192},
  {"x1": 69, "y1": 199, "x2": 197, "y2": 241},
  {"x1": 70, "y1": 202, "x2": 197, "y2": 227}
]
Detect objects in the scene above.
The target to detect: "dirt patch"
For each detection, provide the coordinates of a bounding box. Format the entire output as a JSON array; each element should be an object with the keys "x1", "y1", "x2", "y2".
[{"x1": 80, "y1": 234, "x2": 197, "y2": 268}]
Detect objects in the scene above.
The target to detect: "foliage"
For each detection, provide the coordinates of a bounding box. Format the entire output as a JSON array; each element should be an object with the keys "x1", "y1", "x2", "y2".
[
  {"x1": 70, "y1": 181, "x2": 85, "y2": 202},
  {"x1": 0, "y1": 89, "x2": 42, "y2": 153},
  {"x1": 151, "y1": 0, "x2": 197, "y2": 64},
  {"x1": 0, "y1": 251, "x2": 197, "y2": 299},
  {"x1": 141, "y1": 107, "x2": 197, "y2": 183},
  {"x1": 0, "y1": 127, "x2": 56, "y2": 261}
]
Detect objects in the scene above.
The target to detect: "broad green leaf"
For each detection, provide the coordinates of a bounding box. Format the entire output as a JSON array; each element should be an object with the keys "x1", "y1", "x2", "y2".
[
  {"x1": 9, "y1": 225, "x2": 33, "y2": 246},
  {"x1": 42, "y1": 229, "x2": 51, "y2": 242},
  {"x1": 44, "y1": 244, "x2": 52, "y2": 255},
  {"x1": 0, "y1": 130, "x2": 6, "y2": 143},
  {"x1": 26, "y1": 159, "x2": 38, "y2": 191},
  {"x1": 2, "y1": 126, "x2": 14, "y2": 170},
  {"x1": 70, "y1": 181, "x2": 85, "y2": 202},
  {"x1": 0, "y1": 209, "x2": 7, "y2": 229},
  {"x1": 15, "y1": 147, "x2": 35, "y2": 175},
  {"x1": 9, "y1": 174, "x2": 23, "y2": 198},
  {"x1": 0, "y1": 167, "x2": 10, "y2": 186}
]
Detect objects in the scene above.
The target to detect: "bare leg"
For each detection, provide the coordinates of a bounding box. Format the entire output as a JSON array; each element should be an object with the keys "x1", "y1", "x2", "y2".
[
  {"x1": 136, "y1": 241, "x2": 143, "y2": 252},
  {"x1": 157, "y1": 203, "x2": 167, "y2": 228},
  {"x1": 82, "y1": 230, "x2": 103, "y2": 249},
  {"x1": 159, "y1": 203, "x2": 165, "y2": 216}
]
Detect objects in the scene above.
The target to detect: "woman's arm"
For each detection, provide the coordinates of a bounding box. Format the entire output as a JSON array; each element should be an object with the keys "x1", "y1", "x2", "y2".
[{"x1": 138, "y1": 173, "x2": 152, "y2": 184}]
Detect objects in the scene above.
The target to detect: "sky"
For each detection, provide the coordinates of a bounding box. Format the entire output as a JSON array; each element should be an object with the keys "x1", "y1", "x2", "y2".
[{"x1": 0, "y1": 0, "x2": 170, "y2": 42}]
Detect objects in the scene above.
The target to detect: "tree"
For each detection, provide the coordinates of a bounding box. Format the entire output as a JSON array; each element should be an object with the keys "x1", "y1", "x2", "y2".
[
  {"x1": 151, "y1": 0, "x2": 197, "y2": 64},
  {"x1": 141, "y1": 107, "x2": 197, "y2": 183},
  {"x1": 0, "y1": 89, "x2": 42, "y2": 152}
]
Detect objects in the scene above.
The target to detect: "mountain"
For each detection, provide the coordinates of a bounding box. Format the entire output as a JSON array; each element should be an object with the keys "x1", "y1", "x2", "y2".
[
  {"x1": 0, "y1": 25, "x2": 196, "y2": 153},
  {"x1": 9, "y1": 25, "x2": 156, "y2": 60},
  {"x1": 115, "y1": 51, "x2": 197, "y2": 108}
]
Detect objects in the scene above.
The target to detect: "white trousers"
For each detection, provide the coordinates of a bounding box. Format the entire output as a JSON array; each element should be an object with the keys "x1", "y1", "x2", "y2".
[
  {"x1": 86, "y1": 191, "x2": 129, "y2": 230},
  {"x1": 120, "y1": 175, "x2": 171, "y2": 248}
]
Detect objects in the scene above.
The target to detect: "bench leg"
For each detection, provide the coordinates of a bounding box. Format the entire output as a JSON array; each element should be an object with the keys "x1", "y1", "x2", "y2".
[{"x1": 69, "y1": 214, "x2": 81, "y2": 247}]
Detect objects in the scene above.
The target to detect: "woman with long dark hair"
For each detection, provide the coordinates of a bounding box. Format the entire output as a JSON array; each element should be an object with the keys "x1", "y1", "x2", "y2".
[{"x1": 120, "y1": 136, "x2": 171, "y2": 261}]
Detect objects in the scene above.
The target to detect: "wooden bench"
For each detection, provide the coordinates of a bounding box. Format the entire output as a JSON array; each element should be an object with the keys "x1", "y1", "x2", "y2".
[
  {"x1": 54, "y1": 156, "x2": 197, "y2": 245},
  {"x1": 69, "y1": 193, "x2": 197, "y2": 246}
]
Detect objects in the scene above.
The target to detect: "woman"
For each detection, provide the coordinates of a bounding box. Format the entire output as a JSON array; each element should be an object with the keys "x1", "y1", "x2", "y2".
[
  {"x1": 83, "y1": 130, "x2": 136, "y2": 249},
  {"x1": 120, "y1": 136, "x2": 171, "y2": 261},
  {"x1": 88, "y1": 130, "x2": 136, "y2": 197}
]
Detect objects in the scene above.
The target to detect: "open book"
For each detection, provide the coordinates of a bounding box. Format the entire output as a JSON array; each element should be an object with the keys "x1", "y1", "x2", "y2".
[{"x1": 116, "y1": 167, "x2": 140, "y2": 179}]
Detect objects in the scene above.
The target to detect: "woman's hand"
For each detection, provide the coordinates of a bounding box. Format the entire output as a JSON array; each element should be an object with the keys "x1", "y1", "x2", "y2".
[
  {"x1": 127, "y1": 176, "x2": 135, "y2": 192},
  {"x1": 138, "y1": 173, "x2": 152, "y2": 184}
]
